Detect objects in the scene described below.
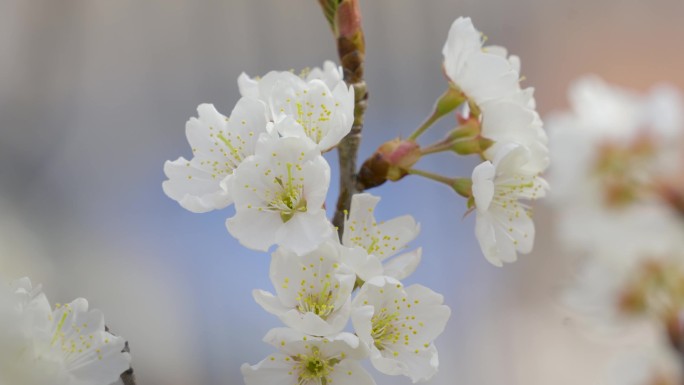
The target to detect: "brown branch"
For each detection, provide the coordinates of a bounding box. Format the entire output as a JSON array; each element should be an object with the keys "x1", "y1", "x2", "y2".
[
  {"x1": 120, "y1": 339, "x2": 137, "y2": 385},
  {"x1": 106, "y1": 326, "x2": 137, "y2": 385},
  {"x1": 319, "y1": 0, "x2": 368, "y2": 237}
]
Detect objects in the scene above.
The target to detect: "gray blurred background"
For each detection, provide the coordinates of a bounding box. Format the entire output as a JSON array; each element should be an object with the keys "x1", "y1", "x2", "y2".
[{"x1": 1, "y1": 1, "x2": 683, "y2": 384}]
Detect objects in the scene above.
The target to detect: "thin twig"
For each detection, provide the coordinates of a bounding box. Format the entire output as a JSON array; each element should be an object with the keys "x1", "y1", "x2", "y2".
[
  {"x1": 106, "y1": 326, "x2": 137, "y2": 385},
  {"x1": 319, "y1": 0, "x2": 368, "y2": 236}
]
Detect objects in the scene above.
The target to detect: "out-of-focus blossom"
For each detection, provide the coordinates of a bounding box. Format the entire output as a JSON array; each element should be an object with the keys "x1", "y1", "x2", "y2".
[
  {"x1": 547, "y1": 76, "x2": 684, "y2": 259},
  {"x1": 342, "y1": 193, "x2": 421, "y2": 281},
  {"x1": 0, "y1": 278, "x2": 131, "y2": 385}
]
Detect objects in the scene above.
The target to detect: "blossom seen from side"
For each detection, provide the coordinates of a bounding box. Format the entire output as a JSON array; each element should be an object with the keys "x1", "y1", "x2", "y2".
[
  {"x1": 163, "y1": 98, "x2": 270, "y2": 213},
  {"x1": 351, "y1": 276, "x2": 451, "y2": 383},
  {"x1": 0, "y1": 278, "x2": 131, "y2": 385},
  {"x1": 342, "y1": 193, "x2": 422, "y2": 281},
  {"x1": 471, "y1": 143, "x2": 548, "y2": 266},
  {"x1": 226, "y1": 129, "x2": 332, "y2": 254},
  {"x1": 442, "y1": 17, "x2": 524, "y2": 106},
  {"x1": 253, "y1": 239, "x2": 356, "y2": 336},
  {"x1": 241, "y1": 328, "x2": 374, "y2": 385}
]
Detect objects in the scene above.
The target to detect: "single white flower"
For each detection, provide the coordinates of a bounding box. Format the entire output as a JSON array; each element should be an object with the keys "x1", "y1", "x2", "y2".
[
  {"x1": 442, "y1": 17, "x2": 523, "y2": 105},
  {"x1": 472, "y1": 143, "x2": 548, "y2": 266},
  {"x1": 238, "y1": 61, "x2": 345, "y2": 112},
  {"x1": 342, "y1": 193, "x2": 422, "y2": 281},
  {"x1": 241, "y1": 328, "x2": 374, "y2": 385},
  {"x1": 238, "y1": 62, "x2": 353, "y2": 151},
  {"x1": 0, "y1": 278, "x2": 131, "y2": 385},
  {"x1": 442, "y1": 17, "x2": 549, "y2": 177},
  {"x1": 226, "y1": 129, "x2": 332, "y2": 254},
  {"x1": 253, "y1": 239, "x2": 356, "y2": 336},
  {"x1": 162, "y1": 98, "x2": 270, "y2": 213},
  {"x1": 351, "y1": 276, "x2": 451, "y2": 383}
]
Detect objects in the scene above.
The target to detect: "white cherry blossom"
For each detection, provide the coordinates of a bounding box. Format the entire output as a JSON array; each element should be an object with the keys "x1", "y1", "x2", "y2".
[
  {"x1": 238, "y1": 61, "x2": 345, "y2": 112},
  {"x1": 252, "y1": 239, "x2": 356, "y2": 336},
  {"x1": 241, "y1": 328, "x2": 374, "y2": 385},
  {"x1": 472, "y1": 143, "x2": 548, "y2": 266},
  {"x1": 342, "y1": 193, "x2": 421, "y2": 281},
  {"x1": 226, "y1": 129, "x2": 332, "y2": 254},
  {"x1": 351, "y1": 276, "x2": 451, "y2": 383},
  {"x1": 0, "y1": 278, "x2": 131, "y2": 385},
  {"x1": 442, "y1": 17, "x2": 523, "y2": 105},
  {"x1": 442, "y1": 17, "x2": 549, "y2": 177},
  {"x1": 238, "y1": 62, "x2": 353, "y2": 151},
  {"x1": 163, "y1": 98, "x2": 270, "y2": 213}
]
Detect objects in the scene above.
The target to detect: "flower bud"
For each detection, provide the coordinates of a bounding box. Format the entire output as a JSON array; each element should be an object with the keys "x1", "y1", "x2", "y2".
[
  {"x1": 451, "y1": 137, "x2": 494, "y2": 155},
  {"x1": 358, "y1": 139, "x2": 422, "y2": 188}
]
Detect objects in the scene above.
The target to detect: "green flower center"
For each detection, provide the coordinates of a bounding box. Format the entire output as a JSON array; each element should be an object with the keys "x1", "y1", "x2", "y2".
[
  {"x1": 371, "y1": 308, "x2": 401, "y2": 351},
  {"x1": 297, "y1": 281, "x2": 335, "y2": 319},
  {"x1": 293, "y1": 347, "x2": 340, "y2": 385},
  {"x1": 269, "y1": 163, "x2": 308, "y2": 222}
]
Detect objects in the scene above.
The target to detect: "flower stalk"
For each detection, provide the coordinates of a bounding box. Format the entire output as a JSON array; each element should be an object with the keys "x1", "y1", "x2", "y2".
[
  {"x1": 408, "y1": 87, "x2": 466, "y2": 141},
  {"x1": 319, "y1": 0, "x2": 369, "y2": 236}
]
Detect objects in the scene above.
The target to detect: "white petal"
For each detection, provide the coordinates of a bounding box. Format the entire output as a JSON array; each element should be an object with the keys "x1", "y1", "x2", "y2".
[
  {"x1": 472, "y1": 161, "x2": 495, "y2": 211},
  {"x1": 382, "y1": 248, "x2": 422, "y2": 280},
  {"x1": 327, "y1": 360, "x2": 377, "y2": 385}
]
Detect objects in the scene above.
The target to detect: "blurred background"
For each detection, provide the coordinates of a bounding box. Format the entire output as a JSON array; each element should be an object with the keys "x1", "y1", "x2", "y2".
[{"x1": 1, "y1": 1, "x2": 683, "y2": 384}]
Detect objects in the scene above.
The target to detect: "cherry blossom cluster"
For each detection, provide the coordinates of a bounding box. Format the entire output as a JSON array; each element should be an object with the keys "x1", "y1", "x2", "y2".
[
  {"x1": 163, "y1": 61, "x2": 451, "y2": 384},
  {"x1": 442, "y1": 17, "x2": 550, "y2": 266},
  {"x1": 547, "y1": 76, "x2": 684, "y2": 385},
  {"x1": 0, "y1": 277, "x2": 131, "y2": 385},
  {"x1": 364, "y1": 17, "x2": 549, "y2": 266}
]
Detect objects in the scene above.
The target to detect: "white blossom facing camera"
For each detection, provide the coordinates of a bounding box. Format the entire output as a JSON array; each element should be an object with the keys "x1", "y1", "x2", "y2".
[
  {"x1": 226, "y1": 129, "x2": 332, "y2": 255},
  {"x1": 0, "y1": 278, "x2": 131, "y2": 385},
  {"x1": 238, "y1": 61, "x2": 345, "y2": 116},
  {"x1": 269, "y1": 76, "x2": 354, "y2": 151},
  {"x1": 242, "y1": 328, "x2": 374, "y2": 385},
  {"x1": 351, "y1": 276, "x2": 451, "y2": 383},
  {"x1": 238, "y1": 62, "x2": 354, "y2": 151},
  {"x1": 343, "y1": 193, "x2": 422, "y2": 281},
  {"x1": 253, "y1": 239, "x2": 356, "y2": 336},
  {"x1": 472, "y1": 143, "x2": 548, "y2": 266},
  {"x1": 163, "y1": 98, "x2": 270, "y2": 213}
]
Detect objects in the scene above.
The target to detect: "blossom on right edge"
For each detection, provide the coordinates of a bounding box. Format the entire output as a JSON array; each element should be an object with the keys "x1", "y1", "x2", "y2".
[{"x1": 471, "y1": 143, "x2": 548, "y2": 266}]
